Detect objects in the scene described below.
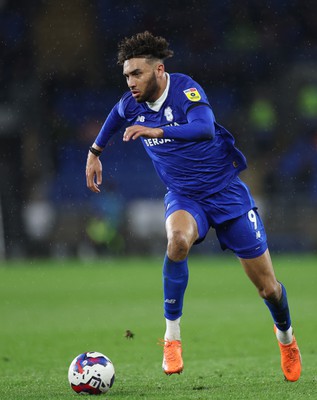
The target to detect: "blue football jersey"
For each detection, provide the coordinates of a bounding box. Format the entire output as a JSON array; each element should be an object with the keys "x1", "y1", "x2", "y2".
[{"x1": 98, "y1": 73, "x2": 247, "y2": 200}]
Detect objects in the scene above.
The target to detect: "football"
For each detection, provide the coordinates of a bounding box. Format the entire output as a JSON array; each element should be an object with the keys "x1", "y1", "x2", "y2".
[{"x1": 68, "y1": 351, "x2": 115, "y2": 395}]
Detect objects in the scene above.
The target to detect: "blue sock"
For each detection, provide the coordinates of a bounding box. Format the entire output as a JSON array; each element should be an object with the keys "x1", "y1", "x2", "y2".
[
  {"x1": 163, "y1": 254, "x2": 189, "y2": 320},
  {"x1": 264, "y1": 282, "x2": 291, "y2": 331}
]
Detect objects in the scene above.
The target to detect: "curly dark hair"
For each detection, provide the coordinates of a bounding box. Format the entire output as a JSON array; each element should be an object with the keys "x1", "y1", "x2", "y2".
[{"x1": 117, "y1": 31, "x2": 174, "y2": 65}]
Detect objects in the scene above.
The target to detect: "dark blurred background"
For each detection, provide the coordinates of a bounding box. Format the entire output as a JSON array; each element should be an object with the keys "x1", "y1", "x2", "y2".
[{"x1": 0, "y1": 0, "x2": 316, "y2": 259}]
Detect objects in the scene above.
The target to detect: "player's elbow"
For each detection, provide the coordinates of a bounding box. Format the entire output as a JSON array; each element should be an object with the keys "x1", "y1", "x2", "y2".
[
  {"x1": 188, "y1": 105, "x2": 216, "y2": 140},
  {"x1": 198, "y1": 120, "x2": 215, "y2": 140}
]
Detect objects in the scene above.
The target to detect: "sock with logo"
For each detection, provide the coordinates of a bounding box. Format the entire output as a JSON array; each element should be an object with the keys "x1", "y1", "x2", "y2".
[
  {"x1": 163, "y1": 254, "x2": 189, "y2": 321},
  {"x1": 264, "y1": 282, "x2": 291, "y2": 332}
]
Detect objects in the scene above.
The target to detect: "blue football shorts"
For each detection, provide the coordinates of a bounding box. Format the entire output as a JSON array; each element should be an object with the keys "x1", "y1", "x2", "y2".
[{"x1": 164, "y1": 176, "x2": 268, "y2": 259}]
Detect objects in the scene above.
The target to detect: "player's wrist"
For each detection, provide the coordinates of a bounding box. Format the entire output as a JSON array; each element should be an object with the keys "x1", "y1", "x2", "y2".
[{"x1": 89, "y1": 145, "x2": 103, "y2": 157}]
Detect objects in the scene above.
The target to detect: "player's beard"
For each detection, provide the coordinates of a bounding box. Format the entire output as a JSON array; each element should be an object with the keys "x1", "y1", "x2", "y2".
[{"x1": 136, "y1": 72, "x2": 160, "y2": 103}]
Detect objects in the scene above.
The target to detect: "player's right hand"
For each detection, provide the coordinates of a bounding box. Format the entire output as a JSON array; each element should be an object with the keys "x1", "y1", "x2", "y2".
[{"x1": 86, "y1": 152, "x2": 102, "y2": 193}]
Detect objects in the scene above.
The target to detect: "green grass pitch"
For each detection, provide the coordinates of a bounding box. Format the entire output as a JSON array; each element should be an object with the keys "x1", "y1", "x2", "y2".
[{"x1": 0, "y1": 254, "x2": 316, "y2": 399}]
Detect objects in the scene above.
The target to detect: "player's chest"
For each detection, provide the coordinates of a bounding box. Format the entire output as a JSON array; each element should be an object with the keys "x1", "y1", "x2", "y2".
[{"x1": 133, "y1": 104, "x2": 186, "y2": 128}]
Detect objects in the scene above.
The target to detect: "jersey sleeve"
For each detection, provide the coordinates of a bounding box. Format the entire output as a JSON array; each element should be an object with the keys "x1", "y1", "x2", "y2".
[
  {"x1": 178, "y1": 75, "x2": 210, "y2": 114},
  {"x1": 162, "y1": 74, "x2": 215, "y2": 141},
  {"x1": 162, "y1": 104, "x2": 215, "y2": 141},
  {"x1": 95, "y1": 101, "x2": 126, "y2": 148}
]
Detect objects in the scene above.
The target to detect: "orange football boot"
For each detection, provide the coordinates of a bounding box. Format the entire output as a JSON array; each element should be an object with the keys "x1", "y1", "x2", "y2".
[
  {"x1": 274, "y1": 325, "x2": 302, "y2": 381},
  {"x1": 161, "y1": 339, "x2": 184, "y2": 375}
]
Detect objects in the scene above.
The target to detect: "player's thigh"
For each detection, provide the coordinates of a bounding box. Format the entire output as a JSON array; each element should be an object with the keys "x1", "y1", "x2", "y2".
[
  {"x1": 164, "y1": 191, "x2": 209, "y2": 243},
  {"x1": 216, "y1": 208, "x2": 268, "y2": 259},
  {"x1": 166, "y1": 209, "x2": 199, "y2": 246},
  {"x1": 216, "y1": 209, "x2": 279, "y2": 296},
  {"x1": 238, "y1": 249, "x2": 280, "y2": 298}
]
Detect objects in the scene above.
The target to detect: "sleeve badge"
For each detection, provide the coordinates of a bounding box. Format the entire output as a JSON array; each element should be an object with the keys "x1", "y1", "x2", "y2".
[{"x1": 183, "y1": 87, "x2": 201, "y2": 102}]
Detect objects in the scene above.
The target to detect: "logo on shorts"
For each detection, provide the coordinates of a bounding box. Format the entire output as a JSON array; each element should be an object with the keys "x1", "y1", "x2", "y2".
[{"x1": 183, "y1": 88, "x2": 201, "y2": 102}]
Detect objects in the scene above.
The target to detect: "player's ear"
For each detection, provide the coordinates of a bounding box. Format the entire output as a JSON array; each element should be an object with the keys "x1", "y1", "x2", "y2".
[{"x1": 156, "y1": 62, "x2": 165, "y2": 77}]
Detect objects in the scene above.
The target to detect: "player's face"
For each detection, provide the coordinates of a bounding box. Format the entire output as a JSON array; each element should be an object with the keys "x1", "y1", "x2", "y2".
[{"x1": 123, "y1": 58, "x2": 165, "y2": 103}]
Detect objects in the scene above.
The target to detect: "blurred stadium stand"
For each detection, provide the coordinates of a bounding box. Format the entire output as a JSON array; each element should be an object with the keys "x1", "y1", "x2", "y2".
[{"x1": 0, "y1": 0, "x2": 316, "y2": 258}]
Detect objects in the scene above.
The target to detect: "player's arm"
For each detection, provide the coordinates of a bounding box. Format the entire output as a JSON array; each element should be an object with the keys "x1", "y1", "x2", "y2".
[
  {"x1": 123, "y1": 105, "x2": 215, "y2": 142},
  {"x1": 162, "y1": 104, "x2": 215, "y2": 140},
  {"x1": 86, "y1": 103, "x2": 126, "y2": 193},
  {"x1": 123, "y1": 125, "x2": 163, "y2": 141}
]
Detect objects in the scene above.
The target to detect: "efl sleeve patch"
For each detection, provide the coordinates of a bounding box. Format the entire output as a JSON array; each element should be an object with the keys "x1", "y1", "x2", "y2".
[{"x1": 183, "y1": 87, "x2": 201, "y2": 102}]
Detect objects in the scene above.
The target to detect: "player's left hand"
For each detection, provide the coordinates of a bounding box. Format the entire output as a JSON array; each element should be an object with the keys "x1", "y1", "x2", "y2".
[
  {"x1": 123, "y1": 125, "x2": 164, "y2": 141},
  {"x1": 86, "y1": 152, "x2": 103, "y2": 193}
]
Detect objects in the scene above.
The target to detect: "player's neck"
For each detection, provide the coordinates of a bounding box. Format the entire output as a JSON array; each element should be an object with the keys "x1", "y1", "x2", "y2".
[
  {"x1": 156, "y1": 72, "x2": 168, "y2": 100},
  {"x1": 147, "y1": 73, "x2": 169, "y2": 111}
]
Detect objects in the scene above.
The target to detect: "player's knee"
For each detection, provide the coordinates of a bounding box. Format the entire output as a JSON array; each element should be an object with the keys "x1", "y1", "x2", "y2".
[
  {"x1": 258, "y1": 282, "x2": 281, "y2": 303},
  {"x1": 167, "y1": 230, "x2": 191, "y2": 261}
]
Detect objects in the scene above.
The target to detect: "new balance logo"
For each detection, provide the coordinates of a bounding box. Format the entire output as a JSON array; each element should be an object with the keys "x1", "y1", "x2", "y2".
[
  {"x1": 137, "y1": 115, "x2": 145, "y2": 122},
  {"x1": 165, "y1": 299, "x2": 176, "y2": 304}
]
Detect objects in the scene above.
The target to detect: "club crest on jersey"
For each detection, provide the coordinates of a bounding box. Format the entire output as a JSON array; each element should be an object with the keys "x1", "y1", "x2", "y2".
[
  {"x1": 183, "y1": 88, "x2": 201, "y2": 102},
  {"x1": 164, "y1": 106, "x2": 173, "y2": 122}
]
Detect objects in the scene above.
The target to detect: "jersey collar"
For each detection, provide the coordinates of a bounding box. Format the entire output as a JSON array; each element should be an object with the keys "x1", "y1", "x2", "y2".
[{"x1": 146, "y1": 73, "x2": 170, "y2": 112}]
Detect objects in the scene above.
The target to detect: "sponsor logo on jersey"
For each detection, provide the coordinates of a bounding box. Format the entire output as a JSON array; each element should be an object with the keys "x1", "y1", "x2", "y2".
[
  {"x1": 183, "y1": 87, "x2": 201, "y2": 102},
  {"x1": 143, "y1": 138, "x2": 174, "y2": 147}
]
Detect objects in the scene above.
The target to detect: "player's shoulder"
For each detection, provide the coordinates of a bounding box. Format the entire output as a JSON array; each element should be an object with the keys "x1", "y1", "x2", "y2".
[
  {"x1": 120, "y1": 90, "x2": 135, "y2": 106},
  {"x1": 169, "y1": 73, "x2": 208, "y2": 105},
  {"x1": 170, "y1": 72, "x2": 198, "y2": 87},
  {"x1": 118, "y1": 91, "x2": 141, "y2": 119}
]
